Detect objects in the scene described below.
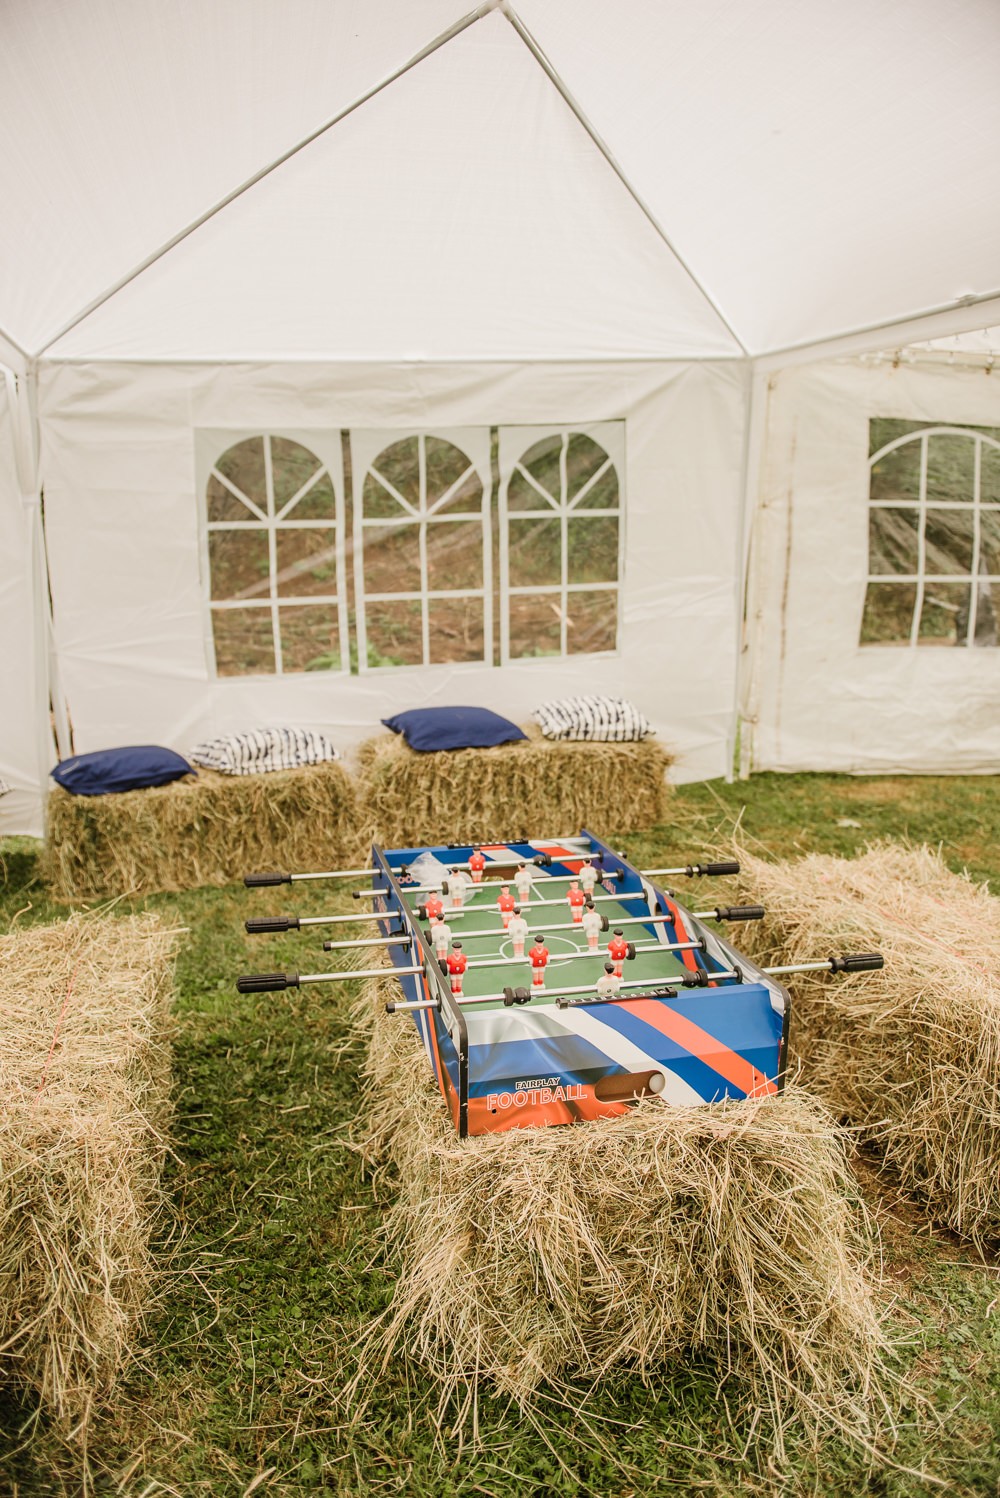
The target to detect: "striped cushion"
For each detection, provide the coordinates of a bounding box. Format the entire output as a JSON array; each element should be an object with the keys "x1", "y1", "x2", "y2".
[
  {"x1": 189, "y1": 729, "x2": 340, "y2": 776},
  {"x1": 532, "y1": 696, "x2": 653, "y2": 742}
]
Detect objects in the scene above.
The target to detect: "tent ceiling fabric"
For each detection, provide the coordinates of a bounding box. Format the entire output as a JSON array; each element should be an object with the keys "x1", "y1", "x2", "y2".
[
  {"x1": 46, "y1": 13, "x2": 739, "y2": 362},
  {"x1": 0, "y1": 0, "x2": 466, "y2": 354},
  {"x1": 1, "y1": 0, "x2": 997, "y2": 361},
  {"x1": 514, "y1": 0, "x2": 1000, "y2": 356}
]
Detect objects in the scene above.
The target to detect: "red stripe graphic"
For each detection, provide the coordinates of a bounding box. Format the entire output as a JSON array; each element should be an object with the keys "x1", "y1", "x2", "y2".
[{"x1": 625, "y1": 1000, "x2": 777, "y2": 1099}]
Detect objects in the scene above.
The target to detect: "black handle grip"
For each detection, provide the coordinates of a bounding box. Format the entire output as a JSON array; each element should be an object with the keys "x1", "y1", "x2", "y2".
[
  {"x1": 244, "y1": 916, "x2": 300, "y2": 934},
  {"x1": 714, "y1": 905, "x2": 765, "y2": 923},
  {"x1": 244, "y1": 871, "x2": 291, "y2": 887},
  {"x1": 831, "y1": 953, "x2": 885, "y2": 973},
  {"x1": 236, "y1": 971, "x2": 299, "y2": 993},
  {"x1": 701, "y1": 860, "x2": 741, "y2": 877},
  {"x1": 532, "y1": 854, "x2": 553, "y2": 867}
]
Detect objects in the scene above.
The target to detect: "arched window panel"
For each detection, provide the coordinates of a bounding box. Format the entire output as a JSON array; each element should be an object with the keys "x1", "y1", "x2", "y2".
[
  {"x1": 197, "y1": 431, "x2": 348, "y2": 677},
  {"x1": 862, "y1": 421, "x2": 1000, "y2": 649},
  {"x1": 498, "y1": 424, "x2": 624, "y2": 664},
  {"x1": 350, "y1": 429, "x2": 492, "y2": 672}
]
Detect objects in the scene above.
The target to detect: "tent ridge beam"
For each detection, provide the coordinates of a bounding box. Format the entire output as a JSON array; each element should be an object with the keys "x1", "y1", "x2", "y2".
[
  {"x1": 500, "y1": 0, "x2": 749, "y2": 360},
  {"x1": 35, "y1": 1, "x2": 503, "y2": 360},
  {"x1": 37, "y1": 353, "x2": 746, "y2": 368},
  {"x1": 755, "y1": 289, "x2": 1000, "y2": 370}
]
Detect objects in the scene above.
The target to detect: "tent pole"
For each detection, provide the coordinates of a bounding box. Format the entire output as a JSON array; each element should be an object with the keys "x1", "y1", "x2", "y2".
[
  {"x1": 500, "y1": 2, "x2": 748, "y2": 359},
  {"x1": 0, "y1": 325, "x2": 28, "y2": 376}
]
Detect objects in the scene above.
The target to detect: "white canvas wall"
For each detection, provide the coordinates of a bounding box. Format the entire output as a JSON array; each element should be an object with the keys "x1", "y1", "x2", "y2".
[
  {"x1": 745, "y1": 358, "x2": 1000, "y2": 774},
  {"x1": 39, "y1": 358, "x2": 748, "y2": 783},
  {"x1": 0, "y1": 373, "x2": 48, "y2": 835}
]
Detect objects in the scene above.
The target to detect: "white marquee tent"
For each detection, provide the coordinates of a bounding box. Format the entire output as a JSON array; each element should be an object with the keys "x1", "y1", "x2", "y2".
[{"x1": 2, "y1": 0, "x2": 999, "y2": 835}]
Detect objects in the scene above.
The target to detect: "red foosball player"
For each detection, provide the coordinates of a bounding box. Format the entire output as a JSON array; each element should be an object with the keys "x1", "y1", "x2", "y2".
[
  {"x1": 420, "y1": 890, "x2": 445, "y2": 922},
  {"x1": 507, "y1": 906, "x2": 529, "y2": 958},
  {"x1": 567, "y1": 879, "x2": 586, "y2": 923},
  {"x1": 496, "y1": 883, "x2": 517, "y2": 928},
  {"x1": 468, "y1": 847, "x2": 486, "y2": 884},
  {"x1": 447, "y1": 940, "x2": 468, "y2": 996},
  {"x1": 607, "y1": 928, "x2": 629, "y2": 978},
  {"x1": 581, "y1": 900, "x2": 603, "y2": 952},
  {"x1": 529, "y1": 935, "x2": 550, "y2": 989}
]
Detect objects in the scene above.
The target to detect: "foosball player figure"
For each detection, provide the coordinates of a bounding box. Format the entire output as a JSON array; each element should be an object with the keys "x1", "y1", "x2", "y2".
[
  {"x1": 529, "y1": 935, "x2": 550, "y2": 989},
  {"x1": 419, "y1": 889, "x2": 445, "y2": 922},
  {"x1": 514, "y1": 860, "x2": 534, "y2": 907},
  {"x1": 608, "y1": 928, "x2": 630, "y2": 978},
  {"x1": 447, "y1": 867, "x2": 469, "y2": 911},
  {"x1": 468, "y1": 847, "x2": 486, "y2": 884},
  {"x1": 579, "y1": 857, "x2": 598, "y2": 896},
  {"x1": 596, "y1": 961, "x2": 621, "y2": 1000},
  {"x1": 507, "y1": 905, "x2": 528, "y2": 958},
  {"x1": 446, "y1": 940, "x2": 467, "y2": 996},
  {"x1": 430, "y1": 915, "x2": 452, "y2": 959},
  {"x1": 567, "y1": 879, "x2": 586, "y2": 923},
  {"x1": 581, "y1": 899, "x2": 603, "y2": 952},
  {"x1": 496, "y1": 883, "x2": 517, "y2": 928}
]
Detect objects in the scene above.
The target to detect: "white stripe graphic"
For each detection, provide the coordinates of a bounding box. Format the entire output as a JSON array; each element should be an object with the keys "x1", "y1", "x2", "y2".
[{"x1": 541, "y1": 1004, "x2": 704, "y2": 1107}]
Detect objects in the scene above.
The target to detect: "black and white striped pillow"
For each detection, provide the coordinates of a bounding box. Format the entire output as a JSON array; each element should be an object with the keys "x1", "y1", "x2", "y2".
[
  {"x1": 533, "y1": 696, "x2": 653, "y2": 742},
  {"x1": 189, "y1": 729, "x2": 340, "y2": 776}
]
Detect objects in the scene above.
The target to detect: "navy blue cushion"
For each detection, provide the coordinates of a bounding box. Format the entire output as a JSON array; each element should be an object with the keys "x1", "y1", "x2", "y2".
[
  {"x1": 52, "y1": 746, "x2": 194, "y2": 796},
  {"x1": 381, "y1": 707, "x2": 527, "y2": 753}
]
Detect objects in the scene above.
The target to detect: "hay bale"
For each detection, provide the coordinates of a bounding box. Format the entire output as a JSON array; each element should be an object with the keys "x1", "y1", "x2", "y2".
[
  {"x1": 0, "y1": 912, "x2": 178, "y2": 1418},
  {"x1": 354, "y1": 973, "x2": 889, "y2": 1440},
  {"x1": 734, "y1": 843, "x2": 1000, "y2": 1245},
  {"x1": 356, "y1": 726, "x2": 672, "y2": 848},
  {"x1": 45, "y1": 761, "x2": 363, "y2": 899}
]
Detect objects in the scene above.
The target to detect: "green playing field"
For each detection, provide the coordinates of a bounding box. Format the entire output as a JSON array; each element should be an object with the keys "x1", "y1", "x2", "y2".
[{"x1": 401, "y1": 878, "x2": 697, "y2": 1011}]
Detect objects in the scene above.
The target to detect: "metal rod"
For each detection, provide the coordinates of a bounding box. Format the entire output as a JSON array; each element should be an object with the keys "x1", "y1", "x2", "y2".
[
  {"x1": 391, "y1": 973, "x2": 686, "y2": 1011},
  {"x1": 293, "y1": 868, "x2": 383, "y2": 884},
  {"x1": 321, "y1": 934, "x2": 410, "y2": 952},
  {"x1": 433, "y1": 915, "x2": 597, "y2": 939},
  {"x1": 298, "y1": 911, "x2": 394, "y2": 926},
  {"x1": 299, "y1": 964, "x2": 423, "y2": 985},
  {"x1": 377, "y1": 872, "x2": 615, "y2": 896},
  {"x1": 461, "y1": 938, "x2": 704, "y2": 970}
]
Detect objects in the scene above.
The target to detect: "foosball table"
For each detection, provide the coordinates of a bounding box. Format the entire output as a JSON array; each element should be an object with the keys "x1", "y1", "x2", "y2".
[{"x1": 237, "y1": 830, "x2": 883, "y2": 1138}]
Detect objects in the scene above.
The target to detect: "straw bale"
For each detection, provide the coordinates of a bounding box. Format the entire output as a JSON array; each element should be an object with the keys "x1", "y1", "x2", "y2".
[
  {"x1": 734, "y1": 843, "x2": 1000, "y2": 1245},
  {"x1": 356, "y1": 725, "x2": 672, "y2": 848},
  {"x1": 45, "y1": 761, "x2": 363, "y2": 899},
  {"x1": 353, "y1": 972, "x2": 889, "y2": 1442},
  {"x1": 0, "y1": 912, "x2": 178, "y2": 1418}
]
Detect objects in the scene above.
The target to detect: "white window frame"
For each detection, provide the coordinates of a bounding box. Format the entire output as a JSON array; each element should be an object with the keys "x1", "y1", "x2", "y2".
[
  {"x1": 497, "y1": 423, "x2": 625, "y2": 664},
  {"x1": 350, "y1": 428, "x2": 493, "y2": 674},
  {"x1": 196, "y1": 429, "x2": 349, "y2": 677},
  {"x1": 866, "y1": 423, "x2": 1000, "y2": 648}
]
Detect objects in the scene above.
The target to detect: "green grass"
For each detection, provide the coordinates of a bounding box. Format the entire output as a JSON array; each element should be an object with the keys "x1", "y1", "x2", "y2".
[{"x1": 2, "y1": 773, "x2": 1000, "y2": 1496}]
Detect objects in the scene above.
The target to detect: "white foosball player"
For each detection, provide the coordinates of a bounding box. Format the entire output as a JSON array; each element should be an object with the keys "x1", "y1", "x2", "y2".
[
  {"x1": 595, "y1": 961, "x2": 621, "y2": 1000},
  {"x1": 430, "y1": 916, "x2": 452, "y2": 959},
  {"x1": 579, "y1": 858, "x2": 599, "y2": 896},
  {"x1": 514, "y1": 861, "x2": 535, "y2": 907},
  {"x1": 581, "y1": 901, "x2": 603, "y2": 952},
  {"x1": 446, "y1": 867, "x2": 469, "y2": 911},
  {"x1": 507, "y1": 906, "x2": 529, "y2": 958}
]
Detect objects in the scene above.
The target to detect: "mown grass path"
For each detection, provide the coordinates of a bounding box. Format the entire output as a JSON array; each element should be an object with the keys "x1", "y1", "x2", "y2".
[{"x1": 1, "y1": 773, "x2": 999, "y2": 1496}]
